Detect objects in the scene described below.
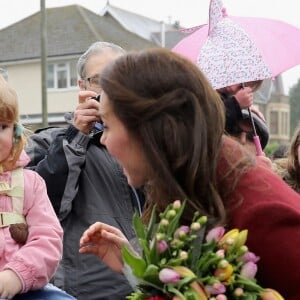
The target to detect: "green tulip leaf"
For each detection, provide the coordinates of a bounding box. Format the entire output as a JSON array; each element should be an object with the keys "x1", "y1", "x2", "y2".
[
  {"x1": 133, "y1": 211, "x2": 146, "y2": 240},
  {"x1": 122, "y1": 244, "x2": 147, "y2": 278}
]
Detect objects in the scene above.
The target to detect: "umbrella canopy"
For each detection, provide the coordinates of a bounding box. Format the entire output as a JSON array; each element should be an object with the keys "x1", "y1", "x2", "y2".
[{"x1": 173, "y1": 0, "x2": 300, "y2": 89}]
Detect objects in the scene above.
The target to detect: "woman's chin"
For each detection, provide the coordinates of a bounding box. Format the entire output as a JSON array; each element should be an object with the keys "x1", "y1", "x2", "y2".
[
  {"x1": 123, "y1": 167, "x2": 147, "y2": 188},
  {"x1": 123, "y1": 168, "x2": 133, "y2": 185}
]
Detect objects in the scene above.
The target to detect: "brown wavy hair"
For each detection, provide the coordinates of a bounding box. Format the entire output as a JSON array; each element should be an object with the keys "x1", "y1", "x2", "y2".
[
  {"x1": 0, "y1": 75, "x2": 25, "y2": 171},
  {"x1": 100, "y1": 48, "x2": 253, "y2": 225}
]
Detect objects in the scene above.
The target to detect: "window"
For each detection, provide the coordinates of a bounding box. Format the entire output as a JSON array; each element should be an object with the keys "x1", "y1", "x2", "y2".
[
  {"x1": 281, "y1": 111, "x2": 289, "y2": 136},
  {"x1": 270, "y1": 111, "x2": 278, "y2": 135},
  {"x1": 47, "y1": 64, "x2": 54, "y2": 88},
  {"x1": 47, "y1": 60, "x2": 77, "y2": 89}
]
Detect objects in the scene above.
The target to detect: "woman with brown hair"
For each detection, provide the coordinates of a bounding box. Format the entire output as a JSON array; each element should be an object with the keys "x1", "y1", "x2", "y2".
[{"x1": 79, "y1": 48, "x2": 300, "y2": 299}]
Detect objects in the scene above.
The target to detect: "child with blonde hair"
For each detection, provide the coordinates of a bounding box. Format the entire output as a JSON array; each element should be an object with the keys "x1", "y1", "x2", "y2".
[{"x1": 0, "y1": 75, "x2": 74, "y2": 299}]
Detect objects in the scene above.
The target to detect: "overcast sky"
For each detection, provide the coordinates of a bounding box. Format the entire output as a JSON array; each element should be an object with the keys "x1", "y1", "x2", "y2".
[{"x1": 1, "y1": 0, "x2": 299, "y2": 93}]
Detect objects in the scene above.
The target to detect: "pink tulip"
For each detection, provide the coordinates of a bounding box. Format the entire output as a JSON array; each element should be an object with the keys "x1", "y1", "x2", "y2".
[
  {"x1": 216, "y1": 249, "x2": 225, "y2": 258},
  {"x1": 238, "y1": 251, "x2": 260, "y2": 263},
  {"x1": 205, "y1": 282, "x2": 226, "y2": 295},
  {"x1": 157, "y1": 240, "x2": 168, "y2": 253},
  {"x1": 240, "y1": 261, "x2": 257, "y2": 279},
  {"x1": 172, "y1": 200, "x2": 181, "y2": 210},
  {"x1": 206, "y1": 226, "x2": 225, "y2": 243},
  {"x1": 175, "y1": 225, "x2": 190, "y2": 239},
  {"x1": 159, "y1": 268, "x2": 180, "y2": 283}
]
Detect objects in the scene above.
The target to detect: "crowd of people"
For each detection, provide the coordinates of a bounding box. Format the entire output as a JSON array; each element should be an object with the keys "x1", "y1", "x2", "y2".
[{"x1": 0, "y1": 40, "x2": 299, "y2": 300}]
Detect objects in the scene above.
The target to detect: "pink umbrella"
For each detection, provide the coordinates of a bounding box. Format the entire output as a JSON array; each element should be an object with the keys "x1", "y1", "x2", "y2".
[
  {"x1": 173, "y1": 0, "x2": 300, "y2": 156},
  {"x1": 173, "y1": 0, "x2": 300, "y2": 89}
]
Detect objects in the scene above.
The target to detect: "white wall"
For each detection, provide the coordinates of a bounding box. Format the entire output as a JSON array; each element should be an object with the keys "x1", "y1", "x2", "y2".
[{"x1": 5, "y1": 62, "x2": 79, "y2": 117}]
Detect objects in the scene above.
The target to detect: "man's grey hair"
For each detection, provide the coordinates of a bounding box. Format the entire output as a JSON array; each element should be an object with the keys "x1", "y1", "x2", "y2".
[{"x1": 77, "y1": 41, "x2": 125, "y2": 79}]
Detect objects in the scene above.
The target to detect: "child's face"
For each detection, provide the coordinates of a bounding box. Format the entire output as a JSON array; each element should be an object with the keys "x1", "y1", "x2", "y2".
[{"x1": 0, "y1": 122, "x2": 14, "y2": 163}]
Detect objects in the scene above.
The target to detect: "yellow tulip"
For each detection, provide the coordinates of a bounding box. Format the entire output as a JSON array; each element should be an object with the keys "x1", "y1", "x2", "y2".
[
  {"x1": 236, "y1": 229, "x2": 248, "y2": 248},
  {"x1": 190, "y1": 281, "x2": 208, "y2": 300},
  {"x1": 171, "y1": 266, "x2": 196, "y2": 277},
  {"x1": 214, "y1": 264, "x2": 234, "y2": 281},
  {"x1": 260, "y1": 288, "x2": 284, "y2": 300},
  {"x1": 218, "y1": 229, "x2": 239, "y2": 249}
]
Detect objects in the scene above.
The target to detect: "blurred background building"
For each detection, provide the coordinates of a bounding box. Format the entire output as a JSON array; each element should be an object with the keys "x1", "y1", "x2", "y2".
[{"x1": 0, "y1": 3, "x2": 291, "y2": 144}]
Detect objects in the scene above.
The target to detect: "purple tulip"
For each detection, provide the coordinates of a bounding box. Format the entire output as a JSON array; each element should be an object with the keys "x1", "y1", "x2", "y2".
[{"x1": 159, "y1": 268, "x2": 180, "y2": 283}]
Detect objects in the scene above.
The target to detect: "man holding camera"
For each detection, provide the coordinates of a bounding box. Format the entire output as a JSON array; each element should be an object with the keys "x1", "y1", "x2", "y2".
[{"x1": 26, "y1": 42, "x2": 141, "y2": 300}]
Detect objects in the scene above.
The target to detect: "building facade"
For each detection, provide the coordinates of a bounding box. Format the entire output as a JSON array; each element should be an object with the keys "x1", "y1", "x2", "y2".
[{"x1": 0, "y1": 3, "x2": 290, "y2": 144}]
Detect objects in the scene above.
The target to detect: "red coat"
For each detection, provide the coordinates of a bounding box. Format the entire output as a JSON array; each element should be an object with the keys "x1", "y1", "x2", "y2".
[{"x1": 219, "y1": 137, "x2": 300, "y2": 299}]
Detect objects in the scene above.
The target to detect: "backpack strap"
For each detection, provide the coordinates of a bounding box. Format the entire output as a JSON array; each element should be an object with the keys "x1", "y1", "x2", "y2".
[{"x1": 0, "y1": 167, "x2": 26, "y2": 228}]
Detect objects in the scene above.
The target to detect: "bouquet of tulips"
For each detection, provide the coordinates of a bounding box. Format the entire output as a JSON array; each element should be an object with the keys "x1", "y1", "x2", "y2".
[{"x1": 122, "y1": 200, "x2": 283, "y2": 300}]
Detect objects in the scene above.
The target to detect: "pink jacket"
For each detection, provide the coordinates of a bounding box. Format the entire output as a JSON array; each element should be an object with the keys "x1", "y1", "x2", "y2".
[{"x1": 0, "y1": 151, "x2": 63, "y2": 292}]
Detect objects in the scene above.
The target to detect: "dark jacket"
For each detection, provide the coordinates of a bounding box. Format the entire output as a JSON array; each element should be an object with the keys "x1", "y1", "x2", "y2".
[{"x1": 26, "y1": 124, "x2": 139, "y2": 300}]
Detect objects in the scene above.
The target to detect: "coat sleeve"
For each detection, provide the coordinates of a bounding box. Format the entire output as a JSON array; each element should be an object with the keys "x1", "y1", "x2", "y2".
[
  {"x1": 4, "y1": 171, "x2": 63, "y2": 292},
  {"x1": 25, "y1": 125, "x2": 90, "y2": 221},
  {"x1": 228, "y1": 165, "x2": 300, "y2": 300}
]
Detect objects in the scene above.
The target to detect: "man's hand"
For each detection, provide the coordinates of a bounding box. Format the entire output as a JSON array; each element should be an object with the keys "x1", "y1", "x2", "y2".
[
  {"x1": 74, "y1": 91, "x2": 101, "y2": 134},
  {"x1": 0, "y1": 269, "x2": 22, "y2": 299}
]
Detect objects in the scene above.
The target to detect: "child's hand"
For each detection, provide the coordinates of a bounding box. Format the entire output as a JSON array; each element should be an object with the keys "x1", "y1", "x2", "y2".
[
  {"x1": 249, "y1": 105, "x2": 265, "y2": 122},
  {"x1": 0, "y1": 269, "x2": 22, "y2": 299},
  {"x1": 234, "y1": 86, "x2": 253, "y2": 109}
]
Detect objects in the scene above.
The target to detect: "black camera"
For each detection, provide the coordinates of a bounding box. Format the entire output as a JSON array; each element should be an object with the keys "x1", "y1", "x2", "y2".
[{"x1": 91, "y1": 94, "x2": 100, "y2": 102}]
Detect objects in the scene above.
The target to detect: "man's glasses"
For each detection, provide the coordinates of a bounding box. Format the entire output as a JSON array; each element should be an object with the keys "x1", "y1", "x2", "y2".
[{"x1": 85, "y1": 74, "x2": 101, "y2": 89}]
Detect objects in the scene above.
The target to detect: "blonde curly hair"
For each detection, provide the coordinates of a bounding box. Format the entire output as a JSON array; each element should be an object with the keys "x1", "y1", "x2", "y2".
[{"x1": 0, "y1": 75, "x2": 25, "y2": 171}]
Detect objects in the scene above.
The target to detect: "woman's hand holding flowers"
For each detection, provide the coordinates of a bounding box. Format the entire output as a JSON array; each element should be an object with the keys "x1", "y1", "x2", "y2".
[{"x1": 79, "y1": 221, "x2": 130, "y2": 273}]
